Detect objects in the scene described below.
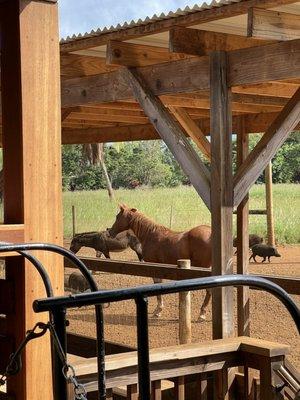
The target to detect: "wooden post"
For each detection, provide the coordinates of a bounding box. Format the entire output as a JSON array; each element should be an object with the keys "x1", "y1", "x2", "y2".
[
  {"x1": 236, "y1": 117, "x2": 250, "y2": 337},
  {"x1": 265, "y1": 162, "x2": 275, "y2": 246},
  {"x1": 72, "y1": 205, "x2": 77, "y2": 237},
  {"x1": 0, "y1": 1, "x2": 63, "y2": 399},
  {"x1": 210, "y1": 51, "x2": 234, "y2": 341},
  {"x1": 178, "y1": 259, "x2": 192, "y2": 345}
]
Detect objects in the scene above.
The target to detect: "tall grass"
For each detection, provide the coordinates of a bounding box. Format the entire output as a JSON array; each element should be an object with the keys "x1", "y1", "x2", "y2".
[{"x1": 63, "y1": 184, "x2": 300, "y2": 244}]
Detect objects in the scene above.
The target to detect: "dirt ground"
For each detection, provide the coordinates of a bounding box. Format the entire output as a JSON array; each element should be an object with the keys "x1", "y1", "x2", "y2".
[{"x1": 65, "y1": 242, "x2": 300, "y2": 370}]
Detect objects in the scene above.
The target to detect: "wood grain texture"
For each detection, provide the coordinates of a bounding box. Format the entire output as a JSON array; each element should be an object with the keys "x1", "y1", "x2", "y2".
[
  {"x1": 169, "y1": 26, "x2": 271, "y2": 56},
  {"x1": 1, "y1": 1, "x2": 63, "y2": 398},
  {"x1": 170, "y1": 107, "x2": 211, "y2": 159},
  {"x1": 124, "y1": 68, "x2": 211, "y2": 209},
  {"x1": 228, "y1": 39, "x2": 300, "y2": 86},
  {"x1": 210, "y1": 51, "x2": 234, "y2": 340},
  {"x1": 61, "y1": 56, "x2": 210, "y2": 107},
  {"x1": 248, "y1": 8, "x2": 300, "y2": 41},
  {"x1": 61, "y1": 39, "x2": 300, "y2": 108},
  {"x1": 265, "y1": 162, "x2": 275, "y2": 246},
  {"x1": 236, "y1": 117, "x2": 250, "y2": 338},
  {"x1": 234, "y1": 87, "x2": 300, "y2": 207},
  {"x1": 107, "y1": 40, "x2": 187, "y2": 67}
]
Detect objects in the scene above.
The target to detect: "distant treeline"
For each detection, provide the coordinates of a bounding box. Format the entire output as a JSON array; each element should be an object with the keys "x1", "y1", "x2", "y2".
[{"x1": 62, "y1": 132, "x2": 300, "y2": 191}]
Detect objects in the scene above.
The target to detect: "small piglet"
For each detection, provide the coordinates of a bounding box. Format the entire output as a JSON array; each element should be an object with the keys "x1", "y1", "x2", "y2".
[
  {"x1": 249, "y1": 244, "x2": 281, "y2": 263},
  {"x1": 233, "y1": 234, "x2": 263, "y2": 254}
]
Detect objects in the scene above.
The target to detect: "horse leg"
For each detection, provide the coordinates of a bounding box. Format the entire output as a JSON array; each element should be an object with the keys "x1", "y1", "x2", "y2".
[
  {"x1": 152, "y1": 278, "x2": 163, "y2": 317},
  {"x1": 198, "y1": 289, "x2": 211, "y2": 321},
  {"x1": 103, "y1": 252, "x2": 110, "y2": 259},
  {"x1": 136, "y1": 251, "x2": 143, "y2": 262}
]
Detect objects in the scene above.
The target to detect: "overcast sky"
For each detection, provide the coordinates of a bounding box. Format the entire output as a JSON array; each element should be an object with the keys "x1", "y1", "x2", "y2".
[{"x1": 59, "y1": 0, "x2": 203, "y2": 38}]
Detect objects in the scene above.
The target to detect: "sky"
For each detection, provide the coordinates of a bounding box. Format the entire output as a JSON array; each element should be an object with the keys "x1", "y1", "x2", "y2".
[{"x1": 59, "y1": 0, "x2": 204, "y2": 39}]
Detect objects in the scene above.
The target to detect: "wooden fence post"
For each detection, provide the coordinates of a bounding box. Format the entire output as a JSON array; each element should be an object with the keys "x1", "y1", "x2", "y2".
[
  {"x1": 72, "y1": 205, "x2": 76, "y2": 237},
  {"x1": 178, "y1": 259, "x2": 191, "y2": 345},
  {"x1": 265, "y1": 162, "x2": 275, "y2": 246}
]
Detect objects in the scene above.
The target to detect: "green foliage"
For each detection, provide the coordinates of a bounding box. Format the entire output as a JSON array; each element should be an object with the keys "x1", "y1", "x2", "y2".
[{"x1": 62, "y1": 132, "x2": 300, "y2": 191}]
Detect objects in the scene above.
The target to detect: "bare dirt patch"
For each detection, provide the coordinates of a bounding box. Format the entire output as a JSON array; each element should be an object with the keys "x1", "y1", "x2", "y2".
[{"x1": 65, "y1": 243, "x2": 300, "y2": 369}]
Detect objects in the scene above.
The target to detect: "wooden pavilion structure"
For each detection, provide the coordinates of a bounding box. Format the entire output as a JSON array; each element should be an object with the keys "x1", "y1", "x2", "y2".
[{"x1": 0, "y1": 0, "x2": 299, "y2": 399}]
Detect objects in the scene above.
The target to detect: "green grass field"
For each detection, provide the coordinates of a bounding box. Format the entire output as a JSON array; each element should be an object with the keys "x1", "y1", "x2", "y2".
[{"x1": 63, "y1": 184, "x2": 300, "y2": 244}]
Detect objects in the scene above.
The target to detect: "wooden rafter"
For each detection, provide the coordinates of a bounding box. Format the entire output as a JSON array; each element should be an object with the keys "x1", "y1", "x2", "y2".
[
  {"x1": 248, "y1": 8, "x2": 300, "y2": 41},
  {"x1": 234, "y1": 87, "x2": 300, "y2": 207},
  {"x1": 169, "y1": 107, "x2": 211, "y2": 160},
  {"x1": 61, "y1": 111, "x2": 300, "y2": 144},
  {"x1": 124, "y1": 68, "x2": 211, "y2": 209},
  {"x1": 169, "y1": 26, "x2": 271, "y2": 57}
]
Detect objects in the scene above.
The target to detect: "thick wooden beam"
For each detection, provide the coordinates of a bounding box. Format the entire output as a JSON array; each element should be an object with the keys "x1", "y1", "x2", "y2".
[
  {"x1": 62, "y1": 39, "x2": 300, "y2": 107},
  {"x1": 236, "y1": 117, "x2": 250, "y2": 337},
  {"x1": 234, "y1": 87, "x2": 300, "y2": 207},
  {"x1": 228, "y1": 39, "x2": 300, "y2": 87},
  {"x1": 61, "y1": 53, "x2": 118, "y2": 79},
  {"x1": 169, "y1": 26, "x2": 271, "y2": 56},
  {"x1": 107, "y1": 40, "x2": 186, "y2": 67},
  {"x1": 61, "y1": 56, "x2": 210, "y2": 107},
  {"x1": 248, "y1": 8, "x2": 300, "y2": 41},
  {"x1": 170, "y1": 107, "x2": 211, "y2": 159},
  {"x1": 210, "y1": 51, "x2": 234, "y2": 340},
  {"x1": 60, "y1": 0, "x2": 298, "y2": 53},
  {"x1": 124, "y1": 68, "x2": 211, "y2": 209},
  {"x1": 1, "y1": 1, "x2": 63, "y2": 399}
]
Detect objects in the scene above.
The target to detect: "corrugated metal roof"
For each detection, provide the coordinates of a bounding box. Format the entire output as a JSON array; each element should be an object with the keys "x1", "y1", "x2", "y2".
[{"x1": 60, "y1": 0, "x2": 243, "y2": 44}]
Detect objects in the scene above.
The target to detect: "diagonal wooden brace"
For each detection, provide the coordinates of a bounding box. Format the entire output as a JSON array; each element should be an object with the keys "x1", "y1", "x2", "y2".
[
  {"x1": 124, "y1": 68, "x2": 211, "y2": 209},
  {"x1": 234, "y1": 87, "x2": 300, "y2": 207}
]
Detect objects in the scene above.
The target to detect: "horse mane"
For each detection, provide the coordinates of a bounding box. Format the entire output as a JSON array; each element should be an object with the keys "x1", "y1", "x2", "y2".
[{"x1": 131, "y1": 211, "x2": 170, "y2": 239}]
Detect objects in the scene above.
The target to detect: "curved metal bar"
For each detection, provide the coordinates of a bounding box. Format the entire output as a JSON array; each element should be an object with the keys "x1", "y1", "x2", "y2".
[
  {"x1": 0, "y1": 242, "x2": 53, "y2": 297},
  {"x1": 0, "y1": 243, "x2": 97, "y2": 291},
  {"x1": 34, "y1": 275, "x2": 300, "y2": 333}
]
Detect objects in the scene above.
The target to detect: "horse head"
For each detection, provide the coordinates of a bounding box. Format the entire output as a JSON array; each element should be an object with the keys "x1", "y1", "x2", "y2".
[
  {"x1": 109, "y1": 203, "x2": 137, "y2": 238},
  {"x1": 70, "y1": 236, "x2": 82, "y2": 254}
]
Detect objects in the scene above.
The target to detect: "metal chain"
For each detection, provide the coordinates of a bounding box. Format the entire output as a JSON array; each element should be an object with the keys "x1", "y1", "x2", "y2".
[
  {"x1": 0, "y1": 320, "x2": 87, "y2": 400},
  {"x1": 48, "y1": 322, "x2": 87, "y2": 400},
  {"x1": 0, "y1": 322, "x2": 49, "y2": 386}
]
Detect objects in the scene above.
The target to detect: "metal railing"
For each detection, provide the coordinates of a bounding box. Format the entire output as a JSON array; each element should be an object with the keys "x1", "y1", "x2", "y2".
[
  {"x1": 0, "y1": 243, "x2": 104, "y2": 400},
  {"x1": 34, "y1": 271, "x2": 300, "y2": 400}
]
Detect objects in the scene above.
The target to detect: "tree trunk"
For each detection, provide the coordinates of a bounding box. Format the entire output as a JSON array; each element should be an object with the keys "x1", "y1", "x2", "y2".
[{"x1": 83, "y1": 143, "x2": 114, "y2": 201}]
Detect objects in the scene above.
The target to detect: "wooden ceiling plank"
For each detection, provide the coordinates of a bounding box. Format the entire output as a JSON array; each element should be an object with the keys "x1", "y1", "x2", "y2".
[
  {"x1": 169, "y1": 26, "x2": 271, "y2": 57},
  {"x1": 233, "y1": 87, "x2": 300, "y2": 207},
  {"x1": 248, "y1": 8, "x2": 300, "y2": 41}
]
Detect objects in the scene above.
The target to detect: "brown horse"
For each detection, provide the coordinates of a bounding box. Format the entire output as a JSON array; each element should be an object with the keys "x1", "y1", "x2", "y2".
[{"x1": 109, "y1": 204, "x2": 212, "y2": 319}]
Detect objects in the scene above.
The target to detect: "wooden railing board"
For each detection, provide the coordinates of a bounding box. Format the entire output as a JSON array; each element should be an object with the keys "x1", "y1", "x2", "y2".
[{"x1": 64, "y1": 257, "x2": 300, "y2": 295}]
